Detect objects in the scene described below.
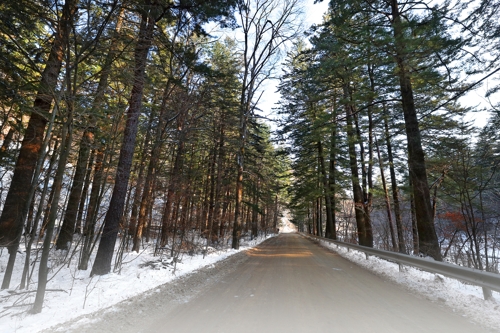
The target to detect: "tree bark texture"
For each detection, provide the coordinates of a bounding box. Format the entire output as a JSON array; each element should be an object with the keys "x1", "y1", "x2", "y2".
[
  {"x1": 91, "y1": 7, "x2": 156, "y2": 275},
  {"x1": 57, "y1": 9, "x2": 124, "y2": 249},
  {"x1": 56, "y1": 130, "x2": 93, "y2": 250},
  {"x1": 375, "y1": 138, "x2": 398, "y2": 251},
  {"x1": 383, "y1": 108, "x2": 406, "y2": 253},
  {"x1": 158, "y1": 114, "x2": 186, "y2": 250},
  {"x1": 32, "y1": 120, "x2": 73, "y2": 313},
  {"x1": 317, "y1": 140, "x2": 335, "y2": 239},
  {"x1": 390, "y1": 0, "x2": 441, "y2": 261},
  {"x1": 79, "y1": 147, "x2": 104, "y2": 270},
  {"x1": 353, "y1": 112, "x2": 373, "y2": 246},
  {"x1": 232, "y1": 98, "x2": 249, "y2": 249},
  {"x1": 328, "y1": 118, "x2": 338, "y2": 240},
  {"x1": 343, "y1": 84, "x2": 372, "y2": 247},
  {"x1": 0, "y1": 0, "x2": 79, "y2": 247}
]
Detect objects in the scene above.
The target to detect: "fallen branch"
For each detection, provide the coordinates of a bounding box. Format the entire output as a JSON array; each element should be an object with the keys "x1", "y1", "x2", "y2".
[
  {"x1": 3, "y1": 303, "x2": 34, "y2": 309},
  {"x1": 3, "y1": 289, "x2": 67, "y2": 298}
]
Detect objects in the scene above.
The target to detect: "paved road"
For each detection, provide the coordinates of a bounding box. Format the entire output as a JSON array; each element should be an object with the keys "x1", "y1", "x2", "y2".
[{"x1": 60, "y1": 233, "x2": 496, "y2": 333}]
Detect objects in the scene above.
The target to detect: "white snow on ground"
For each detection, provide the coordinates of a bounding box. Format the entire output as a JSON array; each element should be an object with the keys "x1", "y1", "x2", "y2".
[
  {"x1": 0, "y1": 235, "x2": 273, "y2": 333},
  {"x1": 3, "y1": 224, "x2": 499, "y2": 333},
  {"x1": 278, "y1": 211, "x2": 297, "y2": 233},
  {"x1": 317, "y1": 239, "x2": 500, "y2": 332}
]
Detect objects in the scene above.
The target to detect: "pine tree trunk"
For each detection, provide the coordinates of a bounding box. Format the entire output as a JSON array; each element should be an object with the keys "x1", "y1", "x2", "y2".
[
  {"x1": 390, "y1": 0, "x2": 441, "y2": 261},
  {"x1": 135, "y1": 132, "x2": 162, "y2": 250},
  {"x1": 91, "y1": 8, "x2": 156, "y2": 276},
  {"x1": 206, "y1": 147, "x2": 217, "y2": 243},
  {"x1": 206, "y1": 120, "x2": 226, "y2": 245},
  {"x1": 20, "y1": 138, "x2": 59, "y2": 289},
  {"x1": 129, "y1": 112, "x2": 155, "y2": 241},
  {"x1": 232, "y1": 108, "x2": 247, "y2": 249},
  {"x1": 79, "y1": 147, "x2": 104, "y2": 270},
  {"x1": 0, "y1": 0, "x2": 79, "y2": 290},
  {"x1": 56, "y1": 130, "x2": 93, "y2": 250},
  {"x1": 383, "y1": 107, "x2": 406, "y2": 253},
  {"x1": 75, "y1": 148, "x2": 95, "y2": 234},
  {"x1": 376, "y1": 138, "x2": 398, "y2": 251},
  {"x1": 212, "y1": 125, "x2": 225, "y2": 243},
  {"x1": 158, "y1": 122, "x2": 186, "y2": 250},
  {"x1": 344, "y1": 84, "x2": 370, "y2": 247},
  {"x1": 328, "y1": 119, "x2": 337, "y2": 240},
  {"x1": 316, "y1": 197, "x2": 322, "y2": 237},
  {"x1": 0, "y1": 0, "x2": 78, "y2": 247},
  {"x1": 353, "y1": 112, "x2": 373, "y2": 246},
  {"x1": 251, "y1": 182, "x2": 259, "y2": 239},
  {"x1": 409, "y1": 176, "x2": 419, "y2": 255},
  {"x1": 32, "y1": 115, "x2": 74, "y2": 313},
  {"x1": 0, "y1": 127, "x2": 15, "y2": 162},
  {"x1": 57, "y1": 8, "x2": 124, "y2": 249},
  {"x1": 318, "y1": 141, "x2": 335, "y2": 239},
  {"x1": 307, "y1": 207, "x2": 312, "y2": 234}
]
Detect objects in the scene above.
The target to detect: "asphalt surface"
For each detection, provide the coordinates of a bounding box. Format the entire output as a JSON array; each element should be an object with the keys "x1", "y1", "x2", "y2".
[{"x1": 53, "y1": 233, "x2": 497, "y2": 333}]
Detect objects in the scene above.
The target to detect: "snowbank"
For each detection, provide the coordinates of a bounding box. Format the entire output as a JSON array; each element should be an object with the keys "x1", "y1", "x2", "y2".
[
  {"x1": 0, "y1": 234, "x2": 274, "y2": 333},
  {"x1": 318, "y1": 240, "x2": 500, "y2": 332}
]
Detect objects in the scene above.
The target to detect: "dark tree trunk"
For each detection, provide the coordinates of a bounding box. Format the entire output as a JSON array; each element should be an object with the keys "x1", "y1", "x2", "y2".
[
  {"x1": 91, "y1": 8, "x2": 156, "y2": 276},
  {"x1": 364, "y1": 62, "x2": 377, "y2": 247},
  {"x1": 273, "y1": 194, "x2": 279, "y2": 231},
  {"x1": 251, "y1": 182, "x2": 259, "y2": 239},
  {"x1": 56, "y1": 10, "x2": 123, "y2": 250},
  {"x1": 79, "y1": 147, "x2": 104, "y2": 270},
  {"x1": 0, "y1": 127, "x2": 15, "y2": 162},
  {"x1": 206, "y1": 146, "x2": 217, "y2": 243},
  {"x1": 212, "y1": 125, "x2": 225, "y2": 242},
  {"x1": 316, "y1": 197, "x2": 322, "y2": 237},
  {"x1": 0, "y1": 0, "x2": 78, "y2": 247},
  {"x1": 354, "y1": 111, "x2": 373, "y2": 246},
  {"x1": 33, "y1": 33, "x2": 80, "y2": 311},
  {"x1": 375, "y1": 138, "x2": 398, "y2": 251},
  {"x1": 32, "y1": 118, "x2": 73, "y2": 313},
  {"x1": 56, "y1": 130, "x2": 93, "y2": 250},
  {"x1": 307, "y1": 206, "x2": 312, "y2": 234},
  {"x1": 20, "y1": 138, "x2": 59, "y2": 289},
  {"x1": 129, "y1": 112, "x2": 155, "y2": 242},
  {"x1": 232, "y1": 108, "x2": 247, "y2": 249},
  {"x1": 409, "y1": 176, "x2": 419, "y2": 255},
  {"x1": 76, "y1": 148, "x2": 95, "y2": 234},
  {"x1": 383, "y1": 107, "x2": 406, "y2": 253},
  {"x1": 343, "y1": 84, "x2": 371, "y2": 247},
  {"x1": 207, "y1": 120, "x2": 225, "y2": 245},
  {"x1": 158, "y1": 119, "x2": 186, "y2": 249},
  {"x1": 0, "y1": 0, "x2": 79, "y2": 290},
  {"x1": 390, "y1": 0, "x2": 441, "y2": 261},
  {"x1": 318, "y1": 141, "x2": 335, "y2": 239},
  {"x1": 135, "y1": 131, "x2": 162, "y2": 251},
  {"x1": 39, "y1": 175, "x2": 57, "y2": 241},
  {"x1": 328, "y1": 115, "x2": 338, "y2": 240}
]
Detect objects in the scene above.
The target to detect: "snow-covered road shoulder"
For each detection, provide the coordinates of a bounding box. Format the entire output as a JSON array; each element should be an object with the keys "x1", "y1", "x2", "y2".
[
  {"x1": 317, "y1": 239, "x2": 500, "y2": 332},
  {"x1": 0, "y1": 234, "x2": 274, "y2": 333}
]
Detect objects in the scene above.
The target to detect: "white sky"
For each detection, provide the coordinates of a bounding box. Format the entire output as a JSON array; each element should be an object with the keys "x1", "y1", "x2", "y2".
[{"x1": 257, "y1": 0, "x2": 330, "y2": 128}]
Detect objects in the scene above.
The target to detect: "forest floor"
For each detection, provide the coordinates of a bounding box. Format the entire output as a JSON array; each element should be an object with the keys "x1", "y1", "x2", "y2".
[{"x1": 43, "y1": 233, "x2": 499, "y2": 333}]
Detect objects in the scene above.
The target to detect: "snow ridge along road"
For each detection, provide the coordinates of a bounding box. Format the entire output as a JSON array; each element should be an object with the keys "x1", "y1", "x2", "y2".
[{"x1": 49, "y1": 233, "x2": 497, "y2": 333}]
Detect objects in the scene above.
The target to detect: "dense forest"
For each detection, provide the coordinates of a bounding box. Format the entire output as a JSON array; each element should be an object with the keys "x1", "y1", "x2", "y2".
[
  {"x1": 279, "y1": 0, "x2": 500, "y2": 271},
  {"x1": 0, "y1": 0, "x2": 499, "y2": 313}
]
